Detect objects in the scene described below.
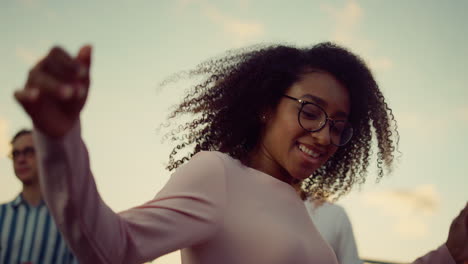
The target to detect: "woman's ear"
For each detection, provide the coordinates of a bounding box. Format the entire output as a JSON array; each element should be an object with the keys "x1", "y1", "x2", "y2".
[{"x1": 260, "y1": 108, "x2": 273, "y2": 123}]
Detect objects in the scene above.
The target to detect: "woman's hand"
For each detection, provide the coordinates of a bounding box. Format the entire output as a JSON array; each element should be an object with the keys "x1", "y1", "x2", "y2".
[{"x1": 15, "y1": 45, "x2": 92, "y2": 138}]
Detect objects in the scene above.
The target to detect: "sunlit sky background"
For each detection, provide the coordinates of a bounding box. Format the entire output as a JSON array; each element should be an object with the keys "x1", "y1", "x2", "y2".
[{"x1": 1, "y1": 0, "x2": 467, "y2": 263}]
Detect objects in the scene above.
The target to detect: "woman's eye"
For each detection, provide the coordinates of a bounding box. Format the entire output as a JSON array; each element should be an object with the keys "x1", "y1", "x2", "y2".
[
  {"x1": 301, "y1": 111, "x2": 321, "y2": 120},
  {"x1": 331, "y1": 126, "x2": 343, "y2": 135}
]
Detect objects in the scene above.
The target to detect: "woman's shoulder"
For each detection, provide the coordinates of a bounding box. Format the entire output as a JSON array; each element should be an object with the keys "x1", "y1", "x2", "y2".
[
  {"x1": 161, "y1": 151, "x2": 231, "y2": 196},
  {"x1": 173, "y1": 151, "x2": 236, "y2": 179},
  {"x1": 191, "y1": 150, "x2": 241, "y2": 168},
  {"x1": 183, "y1": 151, "x2": 249, "y2": 182}
]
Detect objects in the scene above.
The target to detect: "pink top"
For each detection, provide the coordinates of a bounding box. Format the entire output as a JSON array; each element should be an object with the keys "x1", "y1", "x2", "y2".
[
  {"x1": 34, "y1": 122, "x2": 337, "y2": 264},
  {"x1": 33, "y1": 122, "x2": 456, "y2": 264}
]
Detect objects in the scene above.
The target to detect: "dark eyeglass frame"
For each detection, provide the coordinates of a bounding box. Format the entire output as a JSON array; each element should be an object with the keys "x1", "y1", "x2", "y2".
[
  {"x1": 8, "y1": 146, "x2": 36, "y2": 160},
  {"x1": 283, "y1": 94, "x2": 353, "y2": 146}
]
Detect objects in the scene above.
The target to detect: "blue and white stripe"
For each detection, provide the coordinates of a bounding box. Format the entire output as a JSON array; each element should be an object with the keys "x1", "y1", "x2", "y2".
[{"x1": 0, "y1": 194, "x2": 78, "y2": 264}]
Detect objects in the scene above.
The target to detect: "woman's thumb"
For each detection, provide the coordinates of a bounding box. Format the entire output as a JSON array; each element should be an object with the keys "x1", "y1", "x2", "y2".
[{"x1": 76, "y1": 45, "x2": 92, "y2": 68}]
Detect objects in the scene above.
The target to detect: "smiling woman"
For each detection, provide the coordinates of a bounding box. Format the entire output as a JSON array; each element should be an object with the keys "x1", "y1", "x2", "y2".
[
  {"x1": 162, "y1": 43, "x2": 398, "y2": 201},
  {"x1": 13, "y1": 42, "x2": 461, "y2": 264}
]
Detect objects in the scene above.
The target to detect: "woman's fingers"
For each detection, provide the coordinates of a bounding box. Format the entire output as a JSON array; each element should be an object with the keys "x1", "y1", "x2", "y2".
[
  {"x1": 25, "y1": 45, "x2": 91, "y2": 101},
  {"x1": 14, "y1": 89, "x2": 36, "y2": 120},
  {"x1": 42, "y1": 47, "x2": 80, "y2": 82},
  {"x1": 76, "y1": 45, "x2": 92, "y2": 69},
  {"x1": 74, "y1": 45, "x2": 92, "y2": 98},
  {"x1": 15, "y1": 45, "x2": 92, "y2": 138},
  {"x1": 15, "y1": 87, "x2": 39, "y2": 101},
  {"x1": 27, "y1": 67, "x2": 74, "y2": 100}
]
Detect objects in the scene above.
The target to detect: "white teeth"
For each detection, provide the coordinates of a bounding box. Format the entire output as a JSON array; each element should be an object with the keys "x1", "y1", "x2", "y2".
[{"x1": 298, "y1": 144, "x2": 320, "y2": 158}]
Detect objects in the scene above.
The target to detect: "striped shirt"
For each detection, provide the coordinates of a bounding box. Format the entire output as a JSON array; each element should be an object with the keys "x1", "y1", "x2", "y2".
[{"x1": 0, "y1": 194, "x2": 78, "y2": 264}]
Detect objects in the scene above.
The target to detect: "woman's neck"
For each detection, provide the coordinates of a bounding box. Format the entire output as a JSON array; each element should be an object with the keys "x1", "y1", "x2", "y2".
[{"x1": 246, "y1": 147, "x2": 294, "y2": 185}]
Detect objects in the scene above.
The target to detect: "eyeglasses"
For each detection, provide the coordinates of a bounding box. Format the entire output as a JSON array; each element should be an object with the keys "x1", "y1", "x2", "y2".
[
  {"x1": 8, "y1": 146, "x2": 36, "y2": 160},
  {"x1": 283, "y1": 95, "x2": 353, "y2": 146}
]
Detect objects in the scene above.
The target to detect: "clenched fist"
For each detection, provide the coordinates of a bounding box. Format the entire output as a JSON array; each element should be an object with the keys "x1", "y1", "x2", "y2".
[{"x1": 15, "y1": 45, "x2": 92, "y2": 138}]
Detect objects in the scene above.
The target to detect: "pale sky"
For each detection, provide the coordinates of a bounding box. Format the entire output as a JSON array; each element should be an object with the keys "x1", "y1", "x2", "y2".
[{"x1": 1, "y1": 0, "x2": 467, "y2": 263}]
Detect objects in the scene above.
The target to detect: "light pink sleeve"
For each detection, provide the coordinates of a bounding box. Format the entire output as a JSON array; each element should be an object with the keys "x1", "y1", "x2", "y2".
[
  {"x1": 34, "y1": 121, "x2": 227, "y2": 264},
  {"x1": 412, "y1": 244, "x2": 455, "y2": 264}
]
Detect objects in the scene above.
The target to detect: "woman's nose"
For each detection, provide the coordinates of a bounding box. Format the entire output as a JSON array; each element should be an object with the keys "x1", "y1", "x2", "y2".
[{"x1": 310, "y1": 125, "x2": 331, "y2": 146}]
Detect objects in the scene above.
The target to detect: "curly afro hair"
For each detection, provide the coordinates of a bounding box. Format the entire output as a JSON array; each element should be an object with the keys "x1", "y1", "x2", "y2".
[{"x1": 161, "y1": 42, "x2": 399, "y2": 201}]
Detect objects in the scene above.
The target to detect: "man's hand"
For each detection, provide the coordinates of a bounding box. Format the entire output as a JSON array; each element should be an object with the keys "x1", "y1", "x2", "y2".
[
  {"x1": 15, "y1": 45, "x2": 92, "y2": 138},
  {"x1": 447, "y1": 202, "x2": 468, "y2": 263}
]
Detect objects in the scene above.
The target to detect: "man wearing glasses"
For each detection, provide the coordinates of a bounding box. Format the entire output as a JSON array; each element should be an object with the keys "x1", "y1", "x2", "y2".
[{"x1": 0, "y1": 129, "x2": 78, "y2": 264}]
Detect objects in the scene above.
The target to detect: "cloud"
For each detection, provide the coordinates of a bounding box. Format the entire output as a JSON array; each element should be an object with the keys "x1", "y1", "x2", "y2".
[
  {"x1": 368, "y1": 56, "x2": 394, "y2": 71},
  {"x1": 238, "y1": 0, "x2": 250, "y2": 9},
  {"x1": 204, "y1": 6, "x2": 264, "y2": 42},
  {"x1": 0, "y1": 118, "x2": 10, "y2": 157},
  {"x1": 17, "y1": 0, "x2": 40, "y2": 8},
  {"x1": 175, "y1": 0, "x2": 264, "y2": 45},
  {"x1": 397, "y1": 111, "x2": 446, "y2": 137},
  {"x1": 202, "y1": 4, "x2": 264, "y2": 45},
  {"x1": 362, "y1": 184, "x2": 441, "y2": 238},
  {"x1": 320, "y1": 0, "x2": 363, "y2": 46},
  {"x1": 320, "y1": 0, "x2": 393, "y2": 72},
  {"x1": 44, "y1": 9, "x2": 58, "y2": 20},
  {"x1": 456, "y1": 106, "x2": 468, "y2": 122},
  {"x1": 15, "y1": 46, "x2": 41, "y2": 65},
  {"x1": 396, "y1": 107, "x2": 468, "y2": 142},
  {"x1": 17, "y1": 0, "x2": 58, "y2": 22},
  {"x1": 176, "y1": 0, "x2": 198, "y2": 9}
]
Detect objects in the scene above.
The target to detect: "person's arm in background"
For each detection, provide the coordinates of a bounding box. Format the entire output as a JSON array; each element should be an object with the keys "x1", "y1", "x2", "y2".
[
  {"x1": 412, "y1": 202, "x2": 467, "y2": 264},
  {"x1": 306, "y1": 201, "x2": 362, "y2": 264},
  {"x1": 335, "y1": 206, "x2": 363, "y2": 264}
]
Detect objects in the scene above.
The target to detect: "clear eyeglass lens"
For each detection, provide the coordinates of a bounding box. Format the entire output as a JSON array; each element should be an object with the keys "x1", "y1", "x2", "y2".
[
  {"x1": 330, "y1": 121, "x2": 353, "y2": 146},
  {"x1": 299, "y1": 104, "x2": 353, "y2": 146},
  {"x1": 299, "y1": 104, "x2": 326, "y2": 130}
]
